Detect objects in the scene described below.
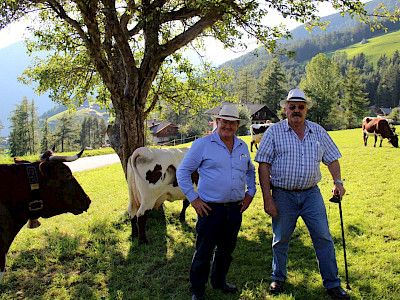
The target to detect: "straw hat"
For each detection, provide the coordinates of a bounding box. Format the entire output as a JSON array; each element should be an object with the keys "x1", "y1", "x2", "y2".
[
  {"x1": 280, "y1": 88, "x2": 313, "y2": 108},
  {"x1": 212, "y1": 104, "x2": 242, "y2": 122}
]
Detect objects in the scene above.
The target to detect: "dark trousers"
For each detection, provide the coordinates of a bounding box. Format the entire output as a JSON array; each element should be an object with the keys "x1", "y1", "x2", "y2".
[{"x1": 190, "y1": 202, "x2": 242, "y2": 296}]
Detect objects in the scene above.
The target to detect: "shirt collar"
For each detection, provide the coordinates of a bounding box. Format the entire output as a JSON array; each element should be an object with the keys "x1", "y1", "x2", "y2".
[
  {"x1": 211, "y1": 132, "x2": 242, "y2": 149},
  {"x1": 284, "y1": 119, "x2": 313, "y2": 133}
]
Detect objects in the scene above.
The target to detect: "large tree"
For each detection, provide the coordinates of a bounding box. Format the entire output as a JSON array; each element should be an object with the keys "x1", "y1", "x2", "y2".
[{"x1": 0, "y1": 0, "x2": 391, "y2": 174}]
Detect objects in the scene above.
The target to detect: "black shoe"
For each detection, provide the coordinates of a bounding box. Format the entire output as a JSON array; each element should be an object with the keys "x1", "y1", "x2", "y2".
[
  {"x1": 212, "y1": 282, "x2": 238, "y2": 294},
  {"x1": 326, "y1": 286, "x2": 350, "y2": 299},
  {"x1": 269, "y1": 280, "x2": 284, "y2": 294},
  {"x1": 191, "y1": 294, "x2": 205, "y2": 300}
]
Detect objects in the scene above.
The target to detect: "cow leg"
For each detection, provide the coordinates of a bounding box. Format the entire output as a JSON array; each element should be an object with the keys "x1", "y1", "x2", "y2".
[
  {"x1": 374, "y1": 135, "x2": 377, "y2": 147},
  {"x1": 379, "y1": 137, "x2": 383, "y2": 147},
  {"x1": 255, "y1": 143, "x2": 258, "y2": 150},
  {"x1": 0, "y1": 253, "x2": 5, "y2": 281},
  {"x1": 363, "y1": 132, "x2": 367, "y2": 146},
  {"x1": 137, "y1": 214, "x2": 149, "y2": 244},
  {"x1": 130, "y1": 216, "x2": 139, "y2": 240},
  {"x1": 179, "y1": 199, "x2": 190, "y2": 222},
  {"x1": 250, "y1": 141, "x2": 254, "y2": 152}
]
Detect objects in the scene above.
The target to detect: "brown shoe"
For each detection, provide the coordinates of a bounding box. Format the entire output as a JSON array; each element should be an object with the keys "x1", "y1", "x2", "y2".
[{"x1": 269, "y1": 280, "x2": 284, "y2": 294}]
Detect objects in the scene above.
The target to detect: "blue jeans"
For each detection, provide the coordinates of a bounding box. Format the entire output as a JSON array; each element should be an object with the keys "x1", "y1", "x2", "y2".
[{"x1": 271, "y1": 186, "x2": 340, "y2": 289}]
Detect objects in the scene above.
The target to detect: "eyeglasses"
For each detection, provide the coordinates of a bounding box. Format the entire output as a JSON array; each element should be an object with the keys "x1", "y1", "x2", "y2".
[{"x1": 288, "y1": 104, "x2": 305, "y2": 111}]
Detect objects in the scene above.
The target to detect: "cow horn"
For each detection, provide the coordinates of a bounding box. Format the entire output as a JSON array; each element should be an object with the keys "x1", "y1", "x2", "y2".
[{"x1": 48, "y1": 149, "x2": 84, "y2": 162}]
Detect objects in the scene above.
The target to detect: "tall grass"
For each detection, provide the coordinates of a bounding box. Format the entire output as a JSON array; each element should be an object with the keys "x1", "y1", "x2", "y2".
[{"x1": 1, "y1": 127, "x2": 399, "y2": 299}]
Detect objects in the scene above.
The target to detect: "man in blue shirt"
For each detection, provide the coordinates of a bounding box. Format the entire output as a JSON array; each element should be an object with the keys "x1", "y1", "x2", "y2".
[
  {"x1": 255, "y1": 88, "x2": 349, "y2": 300},
  {"x1": 177, "y1": 104, "x2": 256, "y2": 300}
]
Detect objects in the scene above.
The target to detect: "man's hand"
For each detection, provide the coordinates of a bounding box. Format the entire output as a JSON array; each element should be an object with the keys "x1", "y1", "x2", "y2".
[
  {"x1": 240, "y1": 193, "x2": 253, "y2": 213},
  {"x1": 332, "y1": 183, "x2": 345, "y2": 198},
  {"x1": 264, "y1": 195, "x2": 278, "y2": 218},
  {"x1": 191, "y1": 198, "x2": 212, "y2": 217}
]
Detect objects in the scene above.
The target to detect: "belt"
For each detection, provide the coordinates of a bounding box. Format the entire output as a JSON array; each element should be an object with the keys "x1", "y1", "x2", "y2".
[
  {"x1": 205, "y1": 201, "x2": 241, "y2": 207},
  {"x1": 273, "y1": 186, "x2": 315, "y2": 193}
]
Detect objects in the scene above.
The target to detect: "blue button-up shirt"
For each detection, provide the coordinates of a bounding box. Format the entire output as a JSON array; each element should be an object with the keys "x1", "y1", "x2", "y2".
[
  {"x1": 255, "y1": 119, "x2": 341, "y2": 190},
  {"x1": 177, "y1": 132, "x2": 256, "y2": 203}
]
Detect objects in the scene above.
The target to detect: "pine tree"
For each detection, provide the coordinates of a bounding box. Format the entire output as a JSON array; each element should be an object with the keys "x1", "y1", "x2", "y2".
[
  {"x1": 257, "y1": 58, "x2": 287, "y2": 113},
  {"x1": 9, "y1": 97, "x2": 39, "y2": 156},
  {"x1": 236, "y1": 68, "x2": 257, "y2": 103},
  {"x1": 54, "y1": 114, "x2": 78, "y2": 152},
  {"x1": 342, "y1": 66, "x2": 369, "y2": 128},
  {"x1": 40, "y1": 118, "x2": 50, "y2": 152}
]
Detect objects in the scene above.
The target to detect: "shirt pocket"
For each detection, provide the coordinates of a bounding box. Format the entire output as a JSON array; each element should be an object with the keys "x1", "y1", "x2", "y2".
[
  {"x1": 310, "y1": 140, "x2": 323, "y2": 162},
  {"x1": 233, "y1": 153, "x2": 249, "y2": 172}
]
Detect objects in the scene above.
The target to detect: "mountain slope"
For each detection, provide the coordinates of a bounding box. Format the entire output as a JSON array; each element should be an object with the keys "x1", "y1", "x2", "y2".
[
  {"x1": 221, "y1": 0, "x2": 400, "y2": 71},
  {"x1": 335, "y1": 29, "x2": 400, "y2": 65}
]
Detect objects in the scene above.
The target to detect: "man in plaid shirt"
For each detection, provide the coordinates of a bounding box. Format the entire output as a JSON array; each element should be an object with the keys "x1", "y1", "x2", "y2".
[{"x1": 255, "y1": 88, "x2": 349, "y2": 300}]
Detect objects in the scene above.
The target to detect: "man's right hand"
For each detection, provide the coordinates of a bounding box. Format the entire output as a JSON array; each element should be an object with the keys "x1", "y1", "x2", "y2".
[
  {"x1": 191, "y1": 198, "x2": 212, "y2": 217},
  {"x1": 264, "y1": 196, "x2": 278, "y2": 218}
]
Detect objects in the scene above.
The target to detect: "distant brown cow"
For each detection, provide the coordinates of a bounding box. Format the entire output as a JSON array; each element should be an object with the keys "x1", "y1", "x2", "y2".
[
  {"x1": 0, "y1": 149, "x2": 91, "y2": 281},
  {"x1": 362, "y1": 117, "x2": 398, "y2": 148}
]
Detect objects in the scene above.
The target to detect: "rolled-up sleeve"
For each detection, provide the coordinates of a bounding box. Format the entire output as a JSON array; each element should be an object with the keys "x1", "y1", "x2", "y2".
[
  {"x1": 321, "y1": 131, "x2": 341, "y2": 165},
  {"x1": 246, "y1": 158, "x2": 256, "y2": 197},
  {"x1": 177, "y1": 140, "x2": 203, "y2": 202}
]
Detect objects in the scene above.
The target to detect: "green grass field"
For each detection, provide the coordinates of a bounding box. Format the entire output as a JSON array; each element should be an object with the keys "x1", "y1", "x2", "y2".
[
  {"x1": 1, "y1": 128, "x2": 399, "y2": 299},
  {"x1": 335, "y1": 29, "x2": 400, "y2": 65}
]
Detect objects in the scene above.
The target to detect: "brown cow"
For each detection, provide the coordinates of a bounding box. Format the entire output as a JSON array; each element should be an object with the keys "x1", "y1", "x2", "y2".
[
  {"x1": 0, "y1": 149, "x2": 91, "y2": 281},
  {"x1": 362, "y1": 117, "x2": 398, "y2": 148}
]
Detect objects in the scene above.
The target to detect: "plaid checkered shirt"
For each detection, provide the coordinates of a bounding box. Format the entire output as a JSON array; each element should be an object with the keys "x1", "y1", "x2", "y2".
[{"x1": 255, "y1": 119, "x2": 341, "y2": 190}]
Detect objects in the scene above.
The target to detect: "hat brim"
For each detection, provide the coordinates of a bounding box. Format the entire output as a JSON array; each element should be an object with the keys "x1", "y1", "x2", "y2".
[
  {"x1": 212, "y1": 115, "x2": 245, "y2": 126},
  {"x1": 212, "y1": 115, "x2": 241, "y2": 122},
  {"x1": 280, "y1": 99, "x2": 313, "y2": 109}
]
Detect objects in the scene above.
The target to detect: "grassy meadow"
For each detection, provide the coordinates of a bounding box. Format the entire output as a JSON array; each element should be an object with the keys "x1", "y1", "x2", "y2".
[
  {"x1": 0, "y1": 127, "x2": 399, "y2": 299},
  {"x1": 335, "y1": 29, "x2": 400, "y2": 65}
]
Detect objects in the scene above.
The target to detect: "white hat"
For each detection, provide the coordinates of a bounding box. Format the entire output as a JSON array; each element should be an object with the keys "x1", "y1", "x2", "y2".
[
  {"x1": 212, "y1": 104, "x2": 242, "y2": 122},
  {"x1": 280, "y1": 88, "x2": 313, "y2": 108}
]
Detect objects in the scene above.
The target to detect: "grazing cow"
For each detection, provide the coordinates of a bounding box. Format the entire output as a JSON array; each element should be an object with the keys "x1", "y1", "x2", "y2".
[
  {"x1": 127, "y1": 147, "x2": 198, "y2": 244},
  {"x1": 362, "y1": 117, "x2": 398, "y2": 148},
  {"x1": 0, "y1": 149, "x2": 91, "y2": 281},
  {"x1": 250, "y1": 122, "x2": 273, "y2": 152}
]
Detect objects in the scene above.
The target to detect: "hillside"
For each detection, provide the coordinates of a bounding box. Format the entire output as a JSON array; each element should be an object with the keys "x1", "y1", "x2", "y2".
[
  {"x1": 221, "y1": 0, "x2": 400, "y2": 72},
  {"x1": 335, "y1": 29, "x2": 400, "y2": 65}
]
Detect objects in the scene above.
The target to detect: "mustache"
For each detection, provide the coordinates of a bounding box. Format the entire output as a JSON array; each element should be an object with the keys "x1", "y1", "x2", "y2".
[{"x1": 292, "y1": 112, "x2": 302, "y2": 117}]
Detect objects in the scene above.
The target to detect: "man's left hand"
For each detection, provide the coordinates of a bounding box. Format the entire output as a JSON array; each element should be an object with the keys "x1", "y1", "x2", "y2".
[
  {"x1": 240, "y1": 193, "x2": 253, "y2": 213},
  {"x1": 332, "y1": 183, "x2": 345, "y2": 198}
]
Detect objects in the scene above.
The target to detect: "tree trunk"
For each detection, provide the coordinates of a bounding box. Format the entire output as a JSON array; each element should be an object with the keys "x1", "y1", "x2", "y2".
[{"x1": 107, "y1": 96, "x2": 145, "y2": 177}]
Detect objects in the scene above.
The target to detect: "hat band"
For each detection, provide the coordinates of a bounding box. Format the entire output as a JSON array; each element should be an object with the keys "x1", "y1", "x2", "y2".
[
  {"x1": 218, "y1": 114, "x2": 239, "y2": 119},
  {"x1": 288, "y1": 96, "x2": 306, "y2": 101}
]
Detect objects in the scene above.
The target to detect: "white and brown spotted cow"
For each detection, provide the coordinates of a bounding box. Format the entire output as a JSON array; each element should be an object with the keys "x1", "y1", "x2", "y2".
[
  {"x1": 250, "y1": 122, "x2": 273, "y2": 152},
  {"x1": 362, "y1": 117, "x2": 398, "y2": 148},
  {"x1": 127, "y1": 147, "x2": 198, "y2": 244}
]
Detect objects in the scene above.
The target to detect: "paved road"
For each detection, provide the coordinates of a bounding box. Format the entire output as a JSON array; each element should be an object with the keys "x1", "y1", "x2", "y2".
[{"x1": 64, "y1": 153, "x2": 121, "y2": 173}]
